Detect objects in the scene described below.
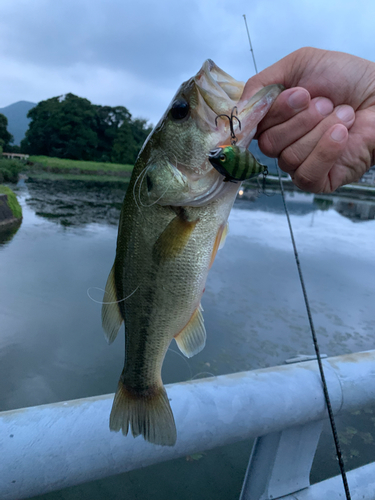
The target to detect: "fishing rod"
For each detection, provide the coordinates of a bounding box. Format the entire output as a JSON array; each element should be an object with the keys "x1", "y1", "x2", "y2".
[{"x1": 242, "y1": 14, "x2": 352, "y2": 500}]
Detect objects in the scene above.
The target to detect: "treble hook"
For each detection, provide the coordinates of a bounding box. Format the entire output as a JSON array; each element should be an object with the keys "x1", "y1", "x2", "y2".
[{"x1": 215, "y1": 106, "x2": 242, "y2": 145}]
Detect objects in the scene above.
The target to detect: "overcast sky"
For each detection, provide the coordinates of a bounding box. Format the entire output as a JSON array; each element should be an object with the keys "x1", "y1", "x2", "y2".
[{"x1": 1, "y1": 0, "x2": 374, "y2": 125}]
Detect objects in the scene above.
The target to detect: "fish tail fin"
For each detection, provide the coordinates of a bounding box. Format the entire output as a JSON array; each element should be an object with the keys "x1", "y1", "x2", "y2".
[{"x1": 109, "y1": 381, "x2": 177, "y2": 446}]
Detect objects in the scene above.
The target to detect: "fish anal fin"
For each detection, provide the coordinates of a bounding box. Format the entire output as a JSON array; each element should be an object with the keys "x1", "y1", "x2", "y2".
[
  {"x1": 209, "y1": 222, "x2": 229, "y2": 268},
  {"x1": 101, "y1": 265, "x2": 124, "y2": 344},
  {"x1": 174, "y1": 303, "x2": 206, "y2": 358},
  {"x1": 153, "y1": 215, "x2": 198, "y2": 264},
  {"x1": 109, "y1": 382, "x2": 177, "y2": 447}
]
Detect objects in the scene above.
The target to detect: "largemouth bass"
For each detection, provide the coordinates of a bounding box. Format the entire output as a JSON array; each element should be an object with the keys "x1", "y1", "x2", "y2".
[{"x1": 102, "y1": 60, "x2": 282, "y2": 446}]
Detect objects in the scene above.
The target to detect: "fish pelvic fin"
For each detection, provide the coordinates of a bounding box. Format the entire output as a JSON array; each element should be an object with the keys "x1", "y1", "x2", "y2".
[
  {"x1": 174, "y1": 303, "x2": 206, "y2": 358},
  {"x1": 219, "y1": 222, "x2": 229, "y2": 250},
  {"x1": 209, "y1": 222, "x2": 229, "y2": 268},
  {"x1": 109, "y1": 381, "x2": 177, "y2": 447},
  {"x1": 101, "y1": 265, "x2": 124, "y2": 344}
]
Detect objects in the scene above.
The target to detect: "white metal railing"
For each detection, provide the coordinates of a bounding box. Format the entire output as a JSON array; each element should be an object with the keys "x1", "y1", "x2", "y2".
[{"x1": 1, "y1": 350, "x2": 375, "y2": 499}]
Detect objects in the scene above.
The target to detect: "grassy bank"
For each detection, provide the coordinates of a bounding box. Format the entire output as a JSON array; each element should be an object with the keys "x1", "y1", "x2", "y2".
[
  {"x1": 0, "y1": 158, "x2": 27, "y2": 183},
  {"x1": 27, "y1": 172, "x2": 131, "y2": 183},
  {"x1": 28, "y1": 156, "x2": 133, "y2": 177},
  {"x1": 0, "y1": 185, "x2": 22, "y2": 219}
]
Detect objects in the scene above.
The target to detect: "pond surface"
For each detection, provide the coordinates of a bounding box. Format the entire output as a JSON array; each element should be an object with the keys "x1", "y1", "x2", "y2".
[{"x1": 1, "y1": 179, "x2": 375, "y2": 499}]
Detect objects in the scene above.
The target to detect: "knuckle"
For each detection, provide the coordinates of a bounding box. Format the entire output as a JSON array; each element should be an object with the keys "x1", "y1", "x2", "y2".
[
  {"x1": 294, "y1": 170, "x2": 324, "y2": 193},
  {"x1": 258, "y1": 132, "x2": 280, "y2": 157},
  {"x1": 279, "y1": 145, "x2": 304, "y2": 170}
]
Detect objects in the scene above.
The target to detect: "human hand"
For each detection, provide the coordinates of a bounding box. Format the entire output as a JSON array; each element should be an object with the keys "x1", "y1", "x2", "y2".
[{"x1": 241, "y1": 47, "x2": 375, "y2": 193}]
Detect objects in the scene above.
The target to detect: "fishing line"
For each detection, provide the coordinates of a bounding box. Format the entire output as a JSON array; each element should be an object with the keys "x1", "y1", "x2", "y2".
[
  {"x1": 131, "y1": 162, "x2": 169, "y2": 223},
  {"x1": 133, "y1": 164, "x2": 150, "y2": 211},
  {"x1": 87, "y1": 285, "x2": 139, "y2": 305},
  {"x1": 167, "y1": 348, "x2": 193, "y2": 380},
  {"x1": 134, "y1": 153, "x2": 183, "y2": 209},
  {"x1": 254, "y1": 168, "x2": 276, "y2": 197},
  {"x1": 138, "y1": 169, "x2": 174, "y2": 208},
  {"x1": 167, "y1": 348, "x2": 216, "y2": 382},
  {"x1": 132, "y1": 167, "x2": 151, "y2": 220},
  {"x1": 190, "y1": 371, "x2": 216, "y2": 380},
  {"x1": 243, "y1": 14, "x2": 352, "y2": 500}
]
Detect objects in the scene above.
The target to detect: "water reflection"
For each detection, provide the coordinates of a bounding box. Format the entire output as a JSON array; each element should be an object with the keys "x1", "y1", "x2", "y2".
[
  {"x1": 0, "y1": 219, "x2": 22, "y2": 246},
  {"x1": 1, "y1": 179, "x2": 375, "y2": 499},
  {"x1": 236, "y1": 188, "x2": 316, "y2": 215},
  {"x1": 316, "y1": 195, "x2": 375, "y2": 222}
]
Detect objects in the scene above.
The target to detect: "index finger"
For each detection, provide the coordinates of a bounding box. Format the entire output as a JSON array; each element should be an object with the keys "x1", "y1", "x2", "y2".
[
  {"x1": 256, "y1": 88, "x2": 311, "y2": 136},
  {"x1": 240, "y1": 61, "x2": 290, "y2": 102}
]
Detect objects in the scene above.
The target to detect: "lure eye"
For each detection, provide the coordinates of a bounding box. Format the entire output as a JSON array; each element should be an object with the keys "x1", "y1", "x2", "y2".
[
  {"x1": 170, "y1": 98, "x2": 190, "y2": 120},
  {"x1": 219, "y1": 154, "x2": 226, "y2": 162}
]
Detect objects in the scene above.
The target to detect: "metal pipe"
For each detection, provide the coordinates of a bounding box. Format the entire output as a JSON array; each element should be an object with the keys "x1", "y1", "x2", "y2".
[
  {"x1": 1, "y1": 350, "x2": 375, "y2": 499},
  {"x1": 281, "y1": 462, "x2": 375, "y2": 499}
]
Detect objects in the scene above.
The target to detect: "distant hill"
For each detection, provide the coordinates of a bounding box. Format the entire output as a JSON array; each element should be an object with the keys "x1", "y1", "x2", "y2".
[{"x1": 0, "y1": 101, "x2": 36, "y2": 146}]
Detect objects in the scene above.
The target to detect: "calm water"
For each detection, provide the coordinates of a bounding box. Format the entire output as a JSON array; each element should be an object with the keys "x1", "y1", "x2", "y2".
[{"x1": 1, "y1": 179, "x2": 375, "y2": 499}]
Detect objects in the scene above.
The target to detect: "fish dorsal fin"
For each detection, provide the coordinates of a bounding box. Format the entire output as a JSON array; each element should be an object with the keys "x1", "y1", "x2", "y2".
[
  {"x1": 174, "y1": 304, "x2": 206, "y2": 358},
  {"x1": 209, "y1": 222, "x2": 229, "y2": 268},
  {"x1": 101, "y1": 265, "x2": 124, "y2": 344}
]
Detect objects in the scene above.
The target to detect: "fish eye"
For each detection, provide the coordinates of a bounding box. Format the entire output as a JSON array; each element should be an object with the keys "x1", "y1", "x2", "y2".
[
  {"x1": 219, "y1": 154, "x2": 226, "y2": 162},
  {"x1": 170, "y1": 98, "x2": 190, "y2": 120}
]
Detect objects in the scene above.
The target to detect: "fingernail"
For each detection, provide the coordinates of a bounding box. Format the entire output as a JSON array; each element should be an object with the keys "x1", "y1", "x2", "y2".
[
  {"x1": 288, "y1": 89, "x2": 309, "y2": 110},
  {"x1": 336, "y1": 105, "x2": 355, "y2": 122},
  {"x1": 315, "y1": 98, "x2": 333, "y2": 116},
  {"x1": 331, "y1": 124, "x2": 347, "y2": 142}
]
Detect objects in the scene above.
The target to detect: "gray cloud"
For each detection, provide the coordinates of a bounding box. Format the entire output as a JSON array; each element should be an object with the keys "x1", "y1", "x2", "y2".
[
  {"x1": 0, "y1": 0, "x2": 374, "y2": 125},
  {"x1": 0, "y1": 0, "x2": 220, "y2": 83}
]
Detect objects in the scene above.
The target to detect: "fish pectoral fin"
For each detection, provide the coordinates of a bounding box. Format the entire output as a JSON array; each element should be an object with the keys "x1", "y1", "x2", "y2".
[
  {"x1": 174, "y1": 303, "x2": 206, "y2": 358},
  {"x1": 153, "y1": 215, "x2": 198, "y2": 264},
  {"x1": 101, "y1": 265, "x2": 124, "y2": 344},
  {"x1": 209, "y1": 222, "x2": 229, "y2": 268}
]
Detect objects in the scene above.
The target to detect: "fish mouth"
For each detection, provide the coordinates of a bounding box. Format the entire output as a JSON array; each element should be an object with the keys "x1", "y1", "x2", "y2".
[
  {"x1": 194, "y1": 59, "x2": 245, "y2": 116},
  {"x1": 195, "y1": 60, "x2": 284, "y2": 148}
]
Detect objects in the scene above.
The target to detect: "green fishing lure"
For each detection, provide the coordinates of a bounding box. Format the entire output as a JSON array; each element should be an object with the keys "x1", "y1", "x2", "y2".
[{"x1": 208, "y1": 144, "x2": 266, "y2": 182}]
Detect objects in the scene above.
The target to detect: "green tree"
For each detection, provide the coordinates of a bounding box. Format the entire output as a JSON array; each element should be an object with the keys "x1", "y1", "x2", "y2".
[
  {"x1": 0, "y1": 113, "x2": 14, "y2": 151},
  {"x1": 21, "y1": 94, "x2": 98, "y2": 160},
  {"x1": 112, "y1": 118, "x2": 152, "y2": 164},
  {"x1": 21, "y1": 93, "x2": 151, "y2": 163},
  {"x1": 94, "y1": 105, "x2": 132, "y2": 162}
]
